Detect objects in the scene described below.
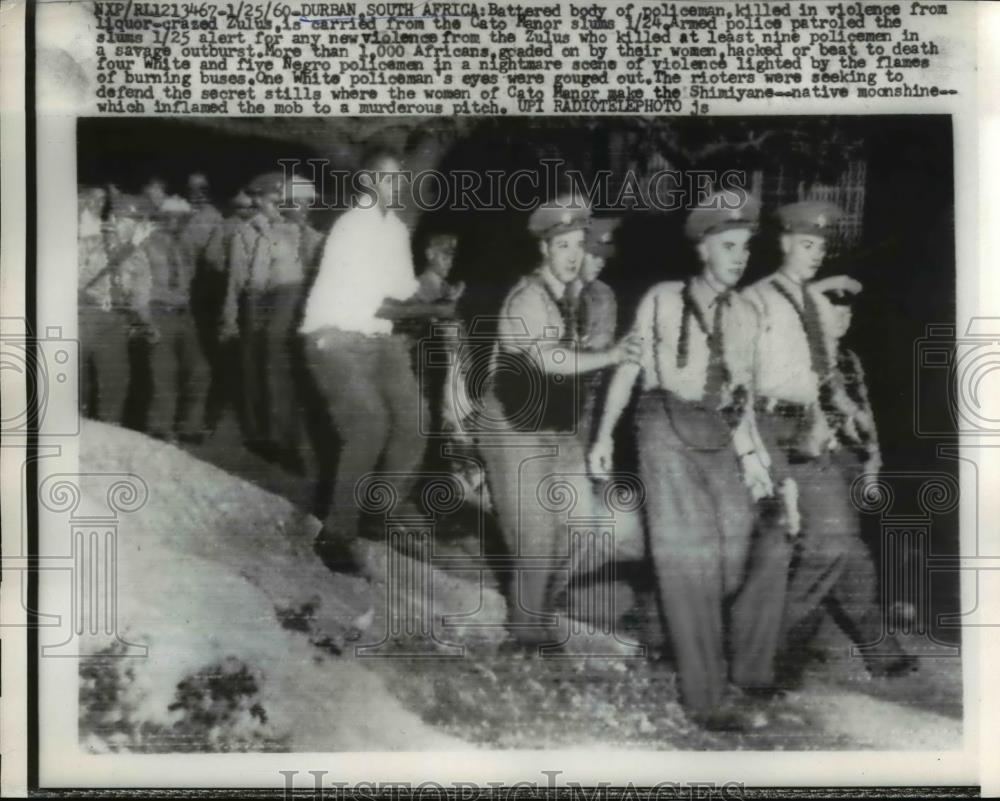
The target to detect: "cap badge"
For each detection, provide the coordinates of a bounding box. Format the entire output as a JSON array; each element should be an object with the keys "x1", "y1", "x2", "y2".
[
  {"x1": 560, "y1": 212, "x2": 572, "y2": 225},
  {"x1": 817, "y1": 213, "x2": 828, "y2": 228}
]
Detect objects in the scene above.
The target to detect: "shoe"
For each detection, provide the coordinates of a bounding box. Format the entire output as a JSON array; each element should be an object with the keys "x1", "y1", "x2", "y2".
[
  {"x1": 278, "y1": 449, "x2": 306, "y2": 476},
  {"x1": 247, "y1": 439, "x2": 279, "y2": 462},
  {"x1": 741, "y1": 686, "x2": 788, "y2": 702},
  {"x1": 313, "y1": 530, "x2": 364, "y2": 577},
  {"x1": 867, "y1": 653, "x2": 919, "y2": 678},
  {"x1": 691, "y1": 703, "x2": 767, "y2": 732}
]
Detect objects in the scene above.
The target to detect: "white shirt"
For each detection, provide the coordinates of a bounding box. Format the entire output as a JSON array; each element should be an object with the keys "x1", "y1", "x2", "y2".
[
  {"x1": 300, "y1": 205, "x2": 419, "y2": 336},
  {"x1": 630, "y1": 278, "x2": 762, "y2": 457},
  {"x1": 631, "y1": 278, "x2": 758, "y2": 400}
]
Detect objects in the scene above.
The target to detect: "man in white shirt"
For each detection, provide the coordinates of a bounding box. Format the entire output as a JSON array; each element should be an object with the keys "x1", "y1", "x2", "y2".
[{"x1": 301, "y1": 147, "x2": 450, "y2": 573}]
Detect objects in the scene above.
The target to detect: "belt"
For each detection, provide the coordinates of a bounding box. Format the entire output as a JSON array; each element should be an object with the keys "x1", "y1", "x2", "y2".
[
  {"x1": 642, "y1": 387, "x2": 720, "y2": 414},
  {"x1": 754, "y1": 397, "x2": 810, "y2": 417}
]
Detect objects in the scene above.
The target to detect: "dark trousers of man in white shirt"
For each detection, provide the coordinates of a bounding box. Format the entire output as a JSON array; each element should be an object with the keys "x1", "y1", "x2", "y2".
[
  {"x1": 240, "y1": 284, "x2": 302, "y2": 466},
  {"x1": 636, "y1": 390, "x2": 792, "y2": 715},
  {"x1": 304, "y1": 327, "x2": 427, "y2": 544}
]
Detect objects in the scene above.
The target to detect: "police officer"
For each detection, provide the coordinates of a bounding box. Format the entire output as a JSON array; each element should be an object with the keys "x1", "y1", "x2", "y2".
[
  {"x1": 821, "y1": 286, "x2": 882, "y2": 479},
  {"x1": 141, "y1": 194, "x2": 211, "y2": 441},
  {"x1": 577, "y1": 217, "x2": 621, "y2": 440},
  {"x1": 181, "y1": 173, "x2": 225, "y2": 362},
  {"x1": 479, "y1": 197, "x2": 641, "y2": 649},
  {"x1": 101, "y1": 192, "x2": 157, "y2": 429},
  {"x1": 402, "y1": 232, "x2": 464, "y2": 438},
  {"x1": 200, "y1": 190, "x2": 255, "y2": 436},
  {"x1": 743, "y1": 201, "x2": 914, "y2": 683},
  {"x1": 79, "y1": 186, "x2": 116, "y2": 421},
  {"x1": 221, "y1": 172, "x2": 307, "y2": 469},
  {"x1": 579, "y1": 217, "x2": 620, "y2": 350},
  {"x1": 590, "y1": 191, "x2": 790, "y2": 730},
  {"x1": 284, "y1": 179, "x2": 325, "y2": 285}
]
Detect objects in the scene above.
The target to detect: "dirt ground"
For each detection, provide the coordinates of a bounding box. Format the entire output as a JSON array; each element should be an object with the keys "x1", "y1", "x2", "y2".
[{"x1": 79, "y1": 420, "x2": 964, "y2": 753}]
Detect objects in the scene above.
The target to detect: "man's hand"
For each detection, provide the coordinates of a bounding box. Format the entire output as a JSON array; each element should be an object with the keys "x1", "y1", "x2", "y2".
[
  {"x1": 447, "y1": 281, "x2": 466, "y2": 302},
  {"x1": 812, "y1": 274, "x2": 862, "y2": 296},
  {"x1": 859, "y1": 454, "x2": 882, "y2": 495},
  {"x1": 588, "y1": 435, "x2": 614, "y2": 481},
  {"x1": 430, "y1": 300, "x2": 458, "y2": 319},
  {"x1": 611, "y1": 333, "x2": 643, "y2": 365},
  {"x1": 740, "y1": 452, "x2": 774, "y2": 501}
]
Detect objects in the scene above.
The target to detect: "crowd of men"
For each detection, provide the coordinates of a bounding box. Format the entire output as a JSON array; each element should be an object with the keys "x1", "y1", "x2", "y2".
[{"x1": 78, "y1": 144, "x2": 916, "y2": 733}]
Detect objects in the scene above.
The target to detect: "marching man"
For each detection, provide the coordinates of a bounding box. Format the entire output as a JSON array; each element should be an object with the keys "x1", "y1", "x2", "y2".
[
  {"x1": 743, "y1": 201, "x2": 915, "y2": 683},
  {"x1": 590, "y1": 191, "x2": 791, "y2": 730},
  {"x1": 479, "y1": 196, "x2": 642, "y2": 649}
]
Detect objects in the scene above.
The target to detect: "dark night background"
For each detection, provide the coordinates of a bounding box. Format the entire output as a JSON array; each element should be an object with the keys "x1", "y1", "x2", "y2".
[{"x1": 78, "y1": 115, "x2": 960, "y2": 644}]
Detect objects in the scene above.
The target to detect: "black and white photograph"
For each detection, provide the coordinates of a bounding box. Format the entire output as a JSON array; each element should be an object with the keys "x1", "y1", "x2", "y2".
[
  {"x1": 5, "y1": 0, "x2": 999, "y2": 795},
  {"x1": 70, "y1": 113, "x2": 962, "y2": 753}
]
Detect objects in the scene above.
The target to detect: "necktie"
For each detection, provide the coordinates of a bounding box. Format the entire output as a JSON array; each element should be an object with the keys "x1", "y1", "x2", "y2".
[
  {"x1": 168, "y1": 239, "x2": 180, "y2": 291},
  {"x1": 248, "y1": 224, "x2": 271, "y2": 291},
  {"x1": 703, "y1": 291, "x2": 732, "y2": 406},
  {"x1": 801, "y1": 287, "x2": 831, "y2": 379},
  {"x1": 557, "y1": 285, "x2": 580, "y2": 343},
  {"x1": 772, "y1": 280, "x2": 831, "y2": 381}
]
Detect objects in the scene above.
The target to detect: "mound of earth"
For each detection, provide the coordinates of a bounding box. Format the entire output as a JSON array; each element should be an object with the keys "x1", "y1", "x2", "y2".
[{"x1": 77, "y1": 420, "x2": 507, "y2": 751}]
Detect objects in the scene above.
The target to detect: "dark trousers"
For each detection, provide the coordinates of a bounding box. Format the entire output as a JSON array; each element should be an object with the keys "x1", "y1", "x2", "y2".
[
  {"x1": 193, "y1": 268, "x2": 231, "y2": 431},
  {"x1": 79, "y1": 304, "x2": 130, "y2": 424},
  {"x1": 756, "y1": 411, "x2": 884, "y2": 650},
  {"x1": 304, "y1": 328, "x2": 427, "y2": 543},
  {"x1": 240, "y1": 285, "x2": 302, "y2": 456},
  {"x1": 478, "y1": 391, "x2": 597, "y2": 645},
  {"x1": 636, "y1": 391, "x2": 791, "y2": 713},
  {"x1": 147, "y1": 306, "x2": 209, "y2": 439}
]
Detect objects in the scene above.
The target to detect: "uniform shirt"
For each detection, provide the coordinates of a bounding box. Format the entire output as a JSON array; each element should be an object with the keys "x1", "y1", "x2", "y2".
[
  {"x1": 300, "y1": 205, "x2": 419, "y2": 336},
  {"x1": 223, "y1": 215, "x2": 304, "y2": 329},
  {"x1": 632, "y1": 278, "x2": 756, "y2": 398},
  {"x1": 497, "y1": 269, "x2": 572, "y2": 346},
  {"x1": 202, "y1": 213, "x2": 246, "y2": 275},
  {"x1": 178, "y1": 203, "x2": 223, "y2": 266},
  {"x1": 78, "y1": 233, "x2": 110, "y2": 308},
  {"x1": 415, "y1": 270, "x2": 451, "y2": 303},
  {"x1": 99, "y1": 236, "x2": 153, "y2": 322},
  {"x1": 493, "y1": 268, "x2": 578, "y2": 431},
  {"x1": 580, "y1": 278, "x2": 617, "y2": 350},
  {"x1": 298, "y1": 222, "x2": 325, "y2": 278},
  {"x1": 742, "y1": 272, "x2": 835, "y2": 404},
  {"x1": 144, "y1": 227, "x2": 196, "y2": 309},
  {"x1": 630, "y1": 277, "x2": 760, "y2": 455}
]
